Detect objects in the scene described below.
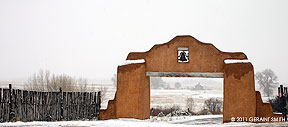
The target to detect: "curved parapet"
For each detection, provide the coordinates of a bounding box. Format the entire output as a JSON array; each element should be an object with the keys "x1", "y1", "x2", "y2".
[
  {"x1": 126, "y1": 52, "x2": 147, "y2": 60},
  {"x1": 127, "y1": 35, "x2": 247, "y2": 61},
  {"x1": 127, "y1": 35, "x2": 248, "y2": 72},
  {"x1": 222, "y1": 52, "x2": 247, "y2": 60}
]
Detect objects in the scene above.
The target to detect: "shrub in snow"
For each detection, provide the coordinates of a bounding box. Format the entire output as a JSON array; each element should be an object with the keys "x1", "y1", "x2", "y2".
[
  {"x1": 270, "y1": 96, "x2": 288, "y2": 113},
  {"x1": 204, "y1": 98, "x2": 223, "y2": 115},
  {"x1": 198, "y1": 108, "x2": 209, "y2": 115},
  {"x1": 157, "y1": 112, "x2": 165, "y2": 117},
  {"x1": 150, "y1": 105, "x2": 181, "y2": 116},
  {"x1": 186, "y1": 97, "x2": 194, "y2": 112},
  {"x1": 167, "y1": 110, "x2": 190, "y2": 117}
]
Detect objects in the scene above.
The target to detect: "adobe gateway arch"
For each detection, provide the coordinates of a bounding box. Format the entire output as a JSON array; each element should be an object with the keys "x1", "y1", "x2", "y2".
[{"x1": 100, "y1": 35, "x2": 281, "y2": 123}]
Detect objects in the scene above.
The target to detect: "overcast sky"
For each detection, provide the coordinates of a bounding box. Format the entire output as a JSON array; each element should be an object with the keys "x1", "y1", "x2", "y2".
[{"x1": 0, "y1": 0, "x2": 287, "y2": 84}]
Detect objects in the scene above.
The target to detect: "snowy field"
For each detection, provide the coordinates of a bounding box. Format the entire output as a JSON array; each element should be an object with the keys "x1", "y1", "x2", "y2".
[
  {"x1": 102, "y1": 85, "x2": 271, "y2": 111},
  {"x1": 1, "y1": 115, "x2": 287, "y2": 127},
  {"x1": 103, "y1": 88, "x2": 223, "y2": 112},
  {"x1": 150, "y1": 89, "x2": 222, "y2": 111}
]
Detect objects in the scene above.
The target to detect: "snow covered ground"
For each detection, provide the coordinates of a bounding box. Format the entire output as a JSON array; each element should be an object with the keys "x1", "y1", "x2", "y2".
[
  {"x1": 1, "y1": 115, "x2": 287, "y2": 127},
  {"x1": 150, "y1": 89, "x2": 222, "y2": 111},
  {"x1": 103, "y1": 88, "x2": 223, "y2": 112}
]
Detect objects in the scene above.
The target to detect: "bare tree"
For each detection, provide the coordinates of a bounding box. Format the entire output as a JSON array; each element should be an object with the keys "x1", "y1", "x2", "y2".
[
  {"x1": 97, "y1": 86, "x2": 108, "y2": 103},
  {"x1": 27, "y1": 69, "x2": 49, "y2": 91},
  {"x1": 150, "y1": 77, "x2": 165, "y2": 89},
  {"x1": 26, "y1": 69, "x2": 89, "y2": 92},
  {"x1": 74, "y1": 77, "x2": 89, "y2": 92},
  {"x1": 186, "y1": 97, "x2": 194, "y2": 113},
  {"x1": 204, "y1": 98, "x2": 223, "y2": 114},
  {"x1": 48, "y1": 74, "x2": 76, "y2": 91},
  {"x1": 175, "y1": 82, "x2": 181, "y2": 89},
  {"x1": 255, "y1": 69, "x2": 278, "y2": 97}
]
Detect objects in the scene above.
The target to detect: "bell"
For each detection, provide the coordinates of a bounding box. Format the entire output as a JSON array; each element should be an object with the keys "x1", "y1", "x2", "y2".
[{"x1": 179, "y1": 51, "x2": 187, "y2": 61}]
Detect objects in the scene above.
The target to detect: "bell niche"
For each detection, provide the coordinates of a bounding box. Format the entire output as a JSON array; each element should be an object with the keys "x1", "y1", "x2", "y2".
[{"x1": 177, "y1": 47, "x2": 189, "y2": 63}]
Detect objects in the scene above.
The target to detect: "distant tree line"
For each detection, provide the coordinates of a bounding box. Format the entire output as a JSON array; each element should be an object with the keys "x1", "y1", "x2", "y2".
[
  {"x1": 26, "y1": 70, "x2": 89, "y2": 92},
  {"x1": 26, "y1": 70, "x2": 107, "y2": 101},
  {"x1": 150, "y1": 77, "x2": 182, "y2": 89}
]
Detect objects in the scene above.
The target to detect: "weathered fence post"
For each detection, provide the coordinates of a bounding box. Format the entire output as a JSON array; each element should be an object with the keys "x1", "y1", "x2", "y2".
[
  {"x1": 0, "y1": 88, "x2": 2, "y2": 122},
  {"x1": 92, "y1": 92, "x2": 96, "y2": 119},
  {"x1": 9, "y1": 84, "x2": 15, "y2": 121},
  {"x1": 97, "y1": 91, "x2": 101, "y2": 109},
  {"x1": 96, "y1": 91, "x2": 101, "y2": 119},
  {"x1": 59, "y1": 88, "x2": 63, "y2": 121}
]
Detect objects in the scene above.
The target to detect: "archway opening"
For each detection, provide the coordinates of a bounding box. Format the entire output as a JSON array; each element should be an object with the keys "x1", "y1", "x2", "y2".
[{"x1": 150, "y1": 76, "x2": 223, "y2": 119}]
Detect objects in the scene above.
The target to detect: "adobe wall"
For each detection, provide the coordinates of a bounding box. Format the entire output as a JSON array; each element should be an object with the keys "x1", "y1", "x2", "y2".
[
  {"x1": 223, "y1": 62, "x2": 283, "y2": 123},
  {"x1": 99, "y1": 99, "x2": 116, "y2": 119},
  {"x1": 116, "y1": 63, "x2": 150, "y2": 119},
  {"x1": 255, "y1": 91, "x2": 283, "y2": 122},
  {"x1": 100, "y1": 63, "x2": 150, "y2": 120},
  {"x1": 223, "y1": 63, "x2": 257, "y2": 122}
]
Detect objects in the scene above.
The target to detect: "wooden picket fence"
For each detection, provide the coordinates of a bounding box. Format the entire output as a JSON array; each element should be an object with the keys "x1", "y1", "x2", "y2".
[{"x1": 0, "y1": 84, "x2": 101, "y2": 122}]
